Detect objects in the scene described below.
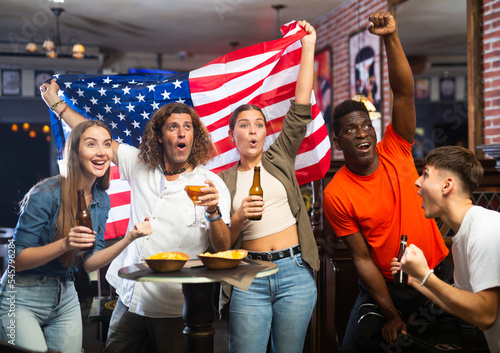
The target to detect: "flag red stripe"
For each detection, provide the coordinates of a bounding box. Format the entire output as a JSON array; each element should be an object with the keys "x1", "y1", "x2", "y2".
[
  {"x1": 200, "y1": 81, "x2": 296, "y2": 135},
  {"x1": 197, "y1": 33, "x2": 304, "y2": 67},
  {"x1": 295, "y1": 151, "x2": 331, "y2": 185},
  {"x1": 189, "y1": 53, "x2": 285, "y2": 92},
  {"x1": 297, "y1": 123, "x2": 329, "y2": 154},
  {"x1": 110, "y1": 165, "x2": 120, "y2": 179},
  {"x1": 109, "y1": 190, "x2": 131, "y2": 208},
  {"x1": 105, "y1": 218, "x2": 129, "y2": 240}
]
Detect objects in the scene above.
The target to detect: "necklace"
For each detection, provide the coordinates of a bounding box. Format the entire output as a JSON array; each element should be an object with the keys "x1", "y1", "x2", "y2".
[{"x1": 163, "y1": 165, "x2": 188, "y2": 176}]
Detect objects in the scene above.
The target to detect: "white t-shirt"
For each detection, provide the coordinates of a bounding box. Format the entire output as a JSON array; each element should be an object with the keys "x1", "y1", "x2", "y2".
[
  {"x1": 106, "y1": 143, "x2": 231, "y2": 318},
  {"x1": 452, "y1": 206, "x2": 500, "y2": 352}
]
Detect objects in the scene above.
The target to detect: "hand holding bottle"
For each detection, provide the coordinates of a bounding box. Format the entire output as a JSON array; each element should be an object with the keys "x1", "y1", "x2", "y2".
[
  {"x1": 248, "y1": 166, "x2": 264, "y2": 221},
  {"x1": 65, "y1": 226, "x2": 96, "y2": 250},
  {"x1": 76, "y1": 189, "x2": 95, "y2": 249}
]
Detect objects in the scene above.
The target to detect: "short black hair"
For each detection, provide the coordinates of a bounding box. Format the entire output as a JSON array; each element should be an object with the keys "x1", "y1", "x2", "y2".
[{"x1": 332, "y1": 99, "x2": 369, "y2": 136}]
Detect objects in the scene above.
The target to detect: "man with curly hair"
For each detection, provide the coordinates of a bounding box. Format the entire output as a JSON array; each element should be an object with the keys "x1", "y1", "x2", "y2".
[{"x1": 41, "y1": 80, "x2": 231, "y2": 353}]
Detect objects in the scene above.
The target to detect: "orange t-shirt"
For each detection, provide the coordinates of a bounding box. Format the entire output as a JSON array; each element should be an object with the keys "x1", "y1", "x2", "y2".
[{"x1": 323, "y1": 123, "x2": 448, "y2": 280}]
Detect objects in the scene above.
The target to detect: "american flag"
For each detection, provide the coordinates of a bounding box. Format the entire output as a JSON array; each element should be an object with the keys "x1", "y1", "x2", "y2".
[{"x1": 48, "y1": 21, "x2": 331, "y2": 240}]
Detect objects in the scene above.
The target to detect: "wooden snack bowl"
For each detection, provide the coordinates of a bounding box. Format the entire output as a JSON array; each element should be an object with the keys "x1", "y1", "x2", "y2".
[
  {"x1": 145, "y1": 252, "x2": 190, "y2": 272},
  {"x1": 197, "y1": 250, "x2": 248, "y2": 270}
]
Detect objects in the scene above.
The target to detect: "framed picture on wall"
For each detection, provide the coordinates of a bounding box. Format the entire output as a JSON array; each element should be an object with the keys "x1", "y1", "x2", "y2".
[
  {"x1": 415, "y1": 78, "x2": 430, "y2": 100},
  {"x1": 440, "y1": 77, "x2": 456, "y2": 100},
  {"x1": 314, "y1": 46, "x2": 333, "y2": 138},
  {"x1": 349, "y1": 28, "x2": 382, "y2": 112},
  {"x1": 35, "y1": 70, "x2": 54, "y2": 96},
  {"x1": 2, "y1": 69, "x2": 22, "y2": 96}
]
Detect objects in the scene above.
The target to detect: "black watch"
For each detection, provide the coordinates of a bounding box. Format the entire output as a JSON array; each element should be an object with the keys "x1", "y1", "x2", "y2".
[{"x1": 206, "y1": 205, "x2": 220, "y2": 215}]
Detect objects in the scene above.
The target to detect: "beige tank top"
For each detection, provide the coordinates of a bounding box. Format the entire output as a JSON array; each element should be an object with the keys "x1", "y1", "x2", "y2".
[{"x1": 233, "y1": 163, "x2": 296, "y2": 241}]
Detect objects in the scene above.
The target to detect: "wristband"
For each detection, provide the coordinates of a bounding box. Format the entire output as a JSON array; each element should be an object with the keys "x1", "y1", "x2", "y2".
[
  {"x1": 204, "y1": 212, "x2": 222, "y2": 222},
  {"x1": 57, "y1": 104, "x2": 69, "y2": 121},
  {"x1": 420, "y1": 269, "x2": 434, "y2": 287},
  {"x1": 50, "y1": 100, "x2": 65, "y2": 111}
]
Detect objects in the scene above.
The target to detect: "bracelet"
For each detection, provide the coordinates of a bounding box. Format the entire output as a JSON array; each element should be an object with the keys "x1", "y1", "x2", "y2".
[
  {"x1": 206, "y1": 205, "x2": 220, "y2": 215},
  {"x1": 57, "y1": 104, "x2": 69, "y2": 121},
  {"x1": 50, "y1": 100, "x2": 65, "y2": 111},
  {"x1": 420, "y1": 269, "x2": 434, "y2": 287},
  {"x1": 204, "y1": 212, "x2": 222, "y2": 222}
]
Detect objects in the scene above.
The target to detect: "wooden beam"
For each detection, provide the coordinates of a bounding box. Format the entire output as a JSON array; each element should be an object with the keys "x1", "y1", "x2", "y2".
[{"x1": 467, "y1": 0, "x2": 483, "y2": 156}]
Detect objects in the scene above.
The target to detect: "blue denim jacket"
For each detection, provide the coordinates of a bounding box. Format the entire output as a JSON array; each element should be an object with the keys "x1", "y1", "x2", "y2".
[{"x1": 12, "y1": 176, "x2": 110, "y2": 281}]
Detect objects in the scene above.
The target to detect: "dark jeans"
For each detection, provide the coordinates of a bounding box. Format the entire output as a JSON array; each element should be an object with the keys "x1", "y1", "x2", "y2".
[
  {"x1": 339, "y1": 259, "x2": 454, "y2": 353},
  {"x1": 104, "y1": 298, "x2": 185, "y2": 353}
]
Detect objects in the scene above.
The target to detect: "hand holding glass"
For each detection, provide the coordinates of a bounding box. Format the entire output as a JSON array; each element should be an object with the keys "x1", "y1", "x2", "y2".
[{"x1": 185, "y1": 172, "x2": 207, "y2": 228}]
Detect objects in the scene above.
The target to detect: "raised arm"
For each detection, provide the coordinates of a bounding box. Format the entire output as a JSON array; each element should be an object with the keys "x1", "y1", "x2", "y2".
[
  {"x1": 40, "y1": 79, "x2": 120, "y2": 166},
  {"x1": 344, "y1": 231, "x2": 407, "y2": 343},
  {"x1": 295, "y1": 20, "x2": 316, "y2": 105},
  {"x1": 369, "y1": 11, "x2": 415, "y2": 144}
]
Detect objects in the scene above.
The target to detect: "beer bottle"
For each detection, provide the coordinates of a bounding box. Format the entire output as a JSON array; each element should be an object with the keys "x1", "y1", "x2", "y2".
[
  {"x1": 248, "y1": 166, "x2": 263, "y2": 221},
  {"x1": 76, "y1": 189, "x2": 94, "y2": 249},
  {"x1": 394, "y1": 234, "x2": 408, "y2": 286}
]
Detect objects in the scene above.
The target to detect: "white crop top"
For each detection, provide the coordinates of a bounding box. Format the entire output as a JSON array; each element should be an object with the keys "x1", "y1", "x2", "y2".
[{"x1": 233, "y1": 163, "x2": 296, "y2": 241}]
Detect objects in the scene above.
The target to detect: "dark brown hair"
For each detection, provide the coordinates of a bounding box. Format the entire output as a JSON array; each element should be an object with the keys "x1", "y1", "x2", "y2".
[
  {"x1": 228, "y1": 104, "x2": 266, "y2": 132},
  {"x1": 424, "y1": 146, "x2": 484, "y2": 196}
]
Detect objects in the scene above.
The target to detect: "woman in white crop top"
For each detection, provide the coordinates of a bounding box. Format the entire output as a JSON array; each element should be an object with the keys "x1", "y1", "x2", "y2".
[{"x1": 219, "y1": 21, "x2": 318, "y2": 353}]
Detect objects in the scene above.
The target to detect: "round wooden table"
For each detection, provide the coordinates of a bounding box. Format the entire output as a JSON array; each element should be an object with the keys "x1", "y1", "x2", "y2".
[{"x1": 119, "y1": 259, "x2": 278, "y2": 353}]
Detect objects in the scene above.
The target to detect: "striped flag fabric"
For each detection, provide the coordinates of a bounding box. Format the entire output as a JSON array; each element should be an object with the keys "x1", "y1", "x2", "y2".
[{"x1": 49, "y1": 21, "x2": 331, "y2": 239}]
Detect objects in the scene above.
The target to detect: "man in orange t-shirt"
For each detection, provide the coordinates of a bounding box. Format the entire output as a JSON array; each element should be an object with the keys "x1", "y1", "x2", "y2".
[{"x1": 323, "y1": 11, "x2": 451, "y2": 352}]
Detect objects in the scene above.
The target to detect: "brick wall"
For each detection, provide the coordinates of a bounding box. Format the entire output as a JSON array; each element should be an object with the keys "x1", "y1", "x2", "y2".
[
  {"x1": 314, "y1": 0, "x2": 388, "y2": 132},
  {"x1": 483, "y1": 0, "x2": 500, "y2": 144}
]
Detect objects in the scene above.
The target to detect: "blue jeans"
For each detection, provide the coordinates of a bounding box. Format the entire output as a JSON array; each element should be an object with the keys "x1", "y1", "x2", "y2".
[
  {"x1": 105, "y1": 298, "x2": 185, "y2": 353},
  {"x1": 229, "y1": 253, "x2": 317, "y2": 353},
  {"x1": 0, "y1": 274, "x2": 82, "y2": 353}
]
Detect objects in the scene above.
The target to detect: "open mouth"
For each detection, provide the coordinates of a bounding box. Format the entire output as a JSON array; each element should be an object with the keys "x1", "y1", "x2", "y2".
[
  {"x1": 249, "y1": 139, "x2": 258, "y2": 148},
  {"x1": 92, "y1": 160, "x2": 107, "y2": 167},
  {"x1": 357, "y1": 142, "x2": 370, "y2": 152},
  {"x1": 177, "y1": 142, "x2": 186, "y2": 150}
]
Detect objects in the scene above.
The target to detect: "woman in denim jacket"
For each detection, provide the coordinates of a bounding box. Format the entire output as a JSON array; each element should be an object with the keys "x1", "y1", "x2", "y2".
[{"x1": 0, "y1": 120, "x2": 151, "y2": 353}]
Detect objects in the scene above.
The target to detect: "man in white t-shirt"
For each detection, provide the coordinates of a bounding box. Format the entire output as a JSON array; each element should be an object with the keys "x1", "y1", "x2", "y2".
[
  {"x1": 41, "y1": 79, "x2": 231, "y2": 353},
  {"x1": 391, "y1": 146, "x2": 500, "y2": 353}
]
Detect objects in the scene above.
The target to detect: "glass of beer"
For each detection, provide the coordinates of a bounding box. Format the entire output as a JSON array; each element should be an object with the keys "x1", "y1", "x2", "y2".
[{"x1": 184, "y1": 172, "x2": 207, "y2": 228}]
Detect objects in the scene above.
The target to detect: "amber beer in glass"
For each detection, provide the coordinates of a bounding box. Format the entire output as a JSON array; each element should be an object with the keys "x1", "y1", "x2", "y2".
[
  {"x1": 184, "y1": 172, "x2": 207, "y2": 228},
  {"x1": 76, "y1": 189, "x2": 95, "y2": 249},
  {"x1": 185, "y1": 185, "x2": 204, "y2": 204},
  {"x1": 248, "y1": 166, "x2": 263, "y2": 221},
  {"x1": 394, "y1": 234, "x2": 408, "y2": 286}
]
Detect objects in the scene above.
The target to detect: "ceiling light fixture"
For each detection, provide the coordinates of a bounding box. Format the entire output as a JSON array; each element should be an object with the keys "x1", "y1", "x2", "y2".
[
  {"x1": 41, "y1": 6, "x2": 85, "y2": 59},
  {"x1": 25, "y1": 40, "x2": 39, "y2": 53}
]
